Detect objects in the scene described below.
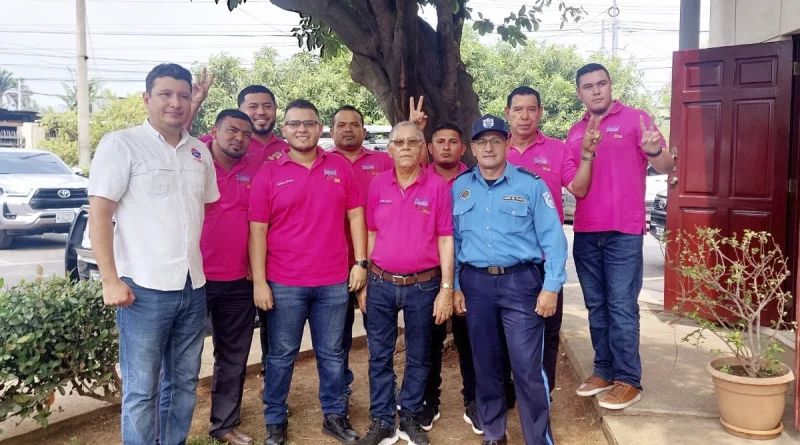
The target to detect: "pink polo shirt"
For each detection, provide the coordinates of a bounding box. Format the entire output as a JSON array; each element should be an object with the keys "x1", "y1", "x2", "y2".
[
  {"x1": 198, "y1": 133, "x2": 289, "y2": 164},
  {"x1": 200, "y1": 143, "x2": 263, "y2": 281},
  {"x1": 248, "y1": 147, "x2": 363, "y2": 287},
  {"x1": 367, "y1": 168, "x2": 453, "y2": 274},
  {"x1": 566, "y1": 100, "x2": 665, "y2": 235},
  {"x1": 508, "y1": 132, "x2": 576, "y2": 223},
  {"x1": 330, "y1": 146, "x2": 394, "y2": 265},
  {"x1": 427, "y1": 162, "x2": 468, "y2": 186}
]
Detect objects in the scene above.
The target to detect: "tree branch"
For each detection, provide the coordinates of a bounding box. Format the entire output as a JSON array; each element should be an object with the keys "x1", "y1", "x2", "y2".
[
  {"x1": 434, "y1": 0, "x2": 458, "y2": 108},
  {"x1": 270, "y1": 0, "x2": 377, "y2": 55},
  {"x1": 368, "y1": 0, "x2": 397, "y2": 51},
  {"x1": 349, "y1": 53, "x2": 397, "y2": 121}
]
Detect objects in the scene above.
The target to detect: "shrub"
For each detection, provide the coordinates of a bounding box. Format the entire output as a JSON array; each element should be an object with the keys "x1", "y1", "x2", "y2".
[{"x1": 0, "y1": 272, "x2": 120, "y2": 434}]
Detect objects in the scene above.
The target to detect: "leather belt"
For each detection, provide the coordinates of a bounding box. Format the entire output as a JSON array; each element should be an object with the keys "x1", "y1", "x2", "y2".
[
  {"x1": 369, "y1": 263, "x2": 441, "y2": 286},
  {"x1": 466, "y1": 262, "x2": 535, "y2": 275}
]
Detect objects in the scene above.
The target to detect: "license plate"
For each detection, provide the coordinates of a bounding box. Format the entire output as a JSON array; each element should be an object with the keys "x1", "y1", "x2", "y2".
[
  {"x1": 89, "y1": 269, "x2": 102, "y2": 281},
  {"x1": 656, "y1": 227, "x2": 665, "y2": 237},
  {"x1": 56, "y1": 211, "x2": 75, "y2": 224}
]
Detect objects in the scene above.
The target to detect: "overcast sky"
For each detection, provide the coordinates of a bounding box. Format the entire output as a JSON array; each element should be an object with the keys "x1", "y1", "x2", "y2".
[{"x1": 1, "y1": 0, "x2": 710, "y2": 110}]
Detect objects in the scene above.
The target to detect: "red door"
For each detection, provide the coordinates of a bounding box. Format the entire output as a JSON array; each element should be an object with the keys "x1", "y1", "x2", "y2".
[{"x1": 664, "y1": 40, "x2": 794, "y2": 316}]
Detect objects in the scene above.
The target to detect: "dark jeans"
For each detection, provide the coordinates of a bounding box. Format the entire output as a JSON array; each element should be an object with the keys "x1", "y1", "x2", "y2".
[
  {"x1": 344, "y1": 291, "x2": 357, "y2": 396},
  {"x1": 365, "y1": 271, "x2": 439, "y2": 428},
  {"x1": 424, "y1": 314, "x2": 476, "y2": 409},
  {"x1": 534, "y1": 262, "x2": 564, "y2": 394},
  {"x1": 461, "y1": 265, "x2": 553, "y2": 445},
  {"x1": 207, "y1": 279, "x2": 256, "y2": 438},
  {"x1": 117, "y1": 275, "x2": 206, "y2": 445},
  {"x1": 263, "y1": 281, "x2": 350, "y2": 425},
  {"x1": 258, "y1": 309, "x2": 269, "y2": 376},
  {"x1": 573, "y1": 231, "x2": 644, "y2": 389}
]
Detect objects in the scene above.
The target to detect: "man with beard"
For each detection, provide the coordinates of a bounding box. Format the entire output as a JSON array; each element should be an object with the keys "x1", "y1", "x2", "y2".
[
  {"x1": 505, "y1": 86, "x2": 597, "y2": 401},
  {"x1": 200, "y1": 110, "x2": 260, "y2": 445},
  {"x1": 249, "y1": 99, "x2": 367, "y2": 445},
  {"x1": 452, "y1": 115, "x2": 567, "y2": 445},
  {"x1": 327, "y1": 105, "x2": 394, "y2": 405}
]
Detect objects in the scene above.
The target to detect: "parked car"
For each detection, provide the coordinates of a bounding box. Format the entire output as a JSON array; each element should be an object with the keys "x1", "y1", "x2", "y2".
[
  {"x1": 65, "y1": 205, "x2": 96, "y2": 281},
  {"x1": 649, "y1": 191, "x2": 667, "y2": 242},
  {"x1": 0, "y1": 148, "x2": 89, "y2": 249},
  {"x1": 561, "y1": 187, "x2": 576, "y2": 222}
]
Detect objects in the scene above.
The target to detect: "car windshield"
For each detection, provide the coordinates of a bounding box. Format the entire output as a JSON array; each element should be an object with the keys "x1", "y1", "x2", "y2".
[{"x1": 0, "y1": 152, "x2": 72, "y2": 174}]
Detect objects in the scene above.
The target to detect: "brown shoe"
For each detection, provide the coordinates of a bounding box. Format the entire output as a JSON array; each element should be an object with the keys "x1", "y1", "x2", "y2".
[
  {"x1": 216, "y1": 429, "x2": 253, "y2": 445},
  {"x1": 576, "y1": 375, "x2": 614, "y2": 397},
  {"x1": 598, "y1": 381, "x2": 642, "y2": 410}
]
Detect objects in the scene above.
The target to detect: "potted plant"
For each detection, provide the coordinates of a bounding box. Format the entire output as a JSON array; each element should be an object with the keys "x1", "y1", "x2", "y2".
[{"x1": 668, "y1": 228, "x2": 794, "y2": 440}]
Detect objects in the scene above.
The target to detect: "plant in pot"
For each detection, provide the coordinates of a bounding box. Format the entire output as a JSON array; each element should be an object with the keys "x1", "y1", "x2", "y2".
[{"x1": 668, "y1": 228, "x2": 794, "y2": 440}]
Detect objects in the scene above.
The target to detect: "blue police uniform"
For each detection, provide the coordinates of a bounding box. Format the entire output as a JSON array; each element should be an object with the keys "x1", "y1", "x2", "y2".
[{"x1": 453, "y1": 155, "x2": 567, "y2": 444}]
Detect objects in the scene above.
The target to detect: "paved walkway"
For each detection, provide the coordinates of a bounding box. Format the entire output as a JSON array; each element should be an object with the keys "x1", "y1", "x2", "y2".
[{"x1": 560, "y1": 279, "x2": 800, "y2": 444}]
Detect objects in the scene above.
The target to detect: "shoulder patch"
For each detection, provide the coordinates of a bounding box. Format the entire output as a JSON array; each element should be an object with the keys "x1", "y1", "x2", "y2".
[{"x1": 517, "y1": 167, "x2": 541, "y2": 179}]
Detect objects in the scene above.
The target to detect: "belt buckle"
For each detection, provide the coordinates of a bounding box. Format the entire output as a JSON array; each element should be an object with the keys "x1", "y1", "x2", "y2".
[
  {"x1": 487, "y1": 266, "x2": 501, "y2": 275},
  {"x1": 392, "y1": 274, "x2": 408, "y2": 285}
]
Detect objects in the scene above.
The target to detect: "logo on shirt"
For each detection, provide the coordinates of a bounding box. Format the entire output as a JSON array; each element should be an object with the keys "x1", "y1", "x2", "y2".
[
  {"x1": 324, "y1": 168, "x2": 341, "y2": 183},
  {"x1": 503, "y1": 195, "x2": 526, "y2": 203},
  {"x1": 414, "y1": 198, "x2": 431, "y2": 214},
  {"x1": 606, "y1": 125, "x2": 620, "y2": 132},
  {"x1": 534, "y1": 157, "x2": 551, "y2": 172},
  {"x1": 543, "y1": 191, "x2": 556, "y2": 209},
  {"x1": 236, "y1": 174, "x2": 251, "y2": 182},
  {"x1": 276, "y1": 179, "x2": 294, "y2": 188},
  {"x1": 461, "y1": 189, "x2": 470, "y2": 200},
  {"x1": 190, "y1": 148, "x2": 203, "y2": 162},
  {"x1": 361, "y1": 164, "x2": 380, "y2": 176},
  {"x1": 379, "y1": 199, "x2": 393, "y2": 205}
]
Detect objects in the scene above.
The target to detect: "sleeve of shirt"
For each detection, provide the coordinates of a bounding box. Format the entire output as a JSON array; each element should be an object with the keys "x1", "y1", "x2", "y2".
[
  {"x1": 366, "y1": 180, "x2": 378, "y2": 232},
  {"x1": 197, "y1": 134, "x2": 212, "y2": 144},
  {"x1": 88, "y1": 133, "x2": 131, "y2": 202},
  {"x1": 530, "y1": 180, "x2": 568, "y2": 292},
  {"x1": 248, "y1": 166, "x2": 272, "y2": 223},
  {"x1": 560, "y1": 142, "x2": 578, "y2": 187},
  {"x1": 436, "y1": 182, "x2": 454, "y2": 236},
  {"x1": 345, "y1": 164, "x2": 364, "y2": 210},
  {"x1": 451, "y1": 181, "x2": 463, "y2": 291},
  {"x1": 203, "y1": 157, "x2": 220, "y2": 204}
]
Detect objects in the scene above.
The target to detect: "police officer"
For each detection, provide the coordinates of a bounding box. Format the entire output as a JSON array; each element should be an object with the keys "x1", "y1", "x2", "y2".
[{"x1": 452, "y1": 115, "x2": 567, "y2": 445}]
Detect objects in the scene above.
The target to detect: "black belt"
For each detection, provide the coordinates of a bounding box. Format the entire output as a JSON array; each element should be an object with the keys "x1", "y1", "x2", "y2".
[{"x1": 465, "y1": 262, "x2": 536, "y2": 275}]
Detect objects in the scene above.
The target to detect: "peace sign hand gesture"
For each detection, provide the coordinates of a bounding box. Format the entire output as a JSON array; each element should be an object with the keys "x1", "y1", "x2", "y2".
[
  {"x1": 640, "y1": 115, "x2": 663, "y2": 155},
  {"x1": 409, "y1": 96, "x2": 428, "y2": 132},
  {"x1": 581, "y1": 114, "x2": 603, "y2": 155},
  {"x1": 191, "y1": 67, "x2": 215, "y2": 105}
]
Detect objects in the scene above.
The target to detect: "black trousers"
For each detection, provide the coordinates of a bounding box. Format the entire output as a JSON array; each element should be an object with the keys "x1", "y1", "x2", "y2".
[
  {"x1": 423, "y1": 315, "x2": 476, "y2": 407},
  {"x1": 207, "y1": 278, "x2": 256, "y2": 438},
  {"x1": 534, "y1": 262, "x2": 564, "y2": 393}
]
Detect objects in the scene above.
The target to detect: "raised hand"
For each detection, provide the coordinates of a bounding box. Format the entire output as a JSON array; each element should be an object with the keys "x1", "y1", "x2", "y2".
[
  {"x1": 581, "y1": 114, "x2": 603, "y2": 154},
  {"x1": 409, "y1": 96, "x2": 428, "y2": 132},
  {"x1": 640, "y1": 115, "x2": 663, "y2": 155},
  {"x1": 191, "y1": 67, "x2": 215, "y2": 105}
]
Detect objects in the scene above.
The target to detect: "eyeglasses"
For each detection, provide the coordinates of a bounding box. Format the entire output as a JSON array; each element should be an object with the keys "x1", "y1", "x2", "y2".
[
  {"x1": 284, "y1": 120, "x2": 319, "y2": 129},
  {"x1": 390, "y1": 138, "x2": 423, "y2": 148},
  {"x1": 472, "y1": 138, "x2": 506, "y2": 149}
]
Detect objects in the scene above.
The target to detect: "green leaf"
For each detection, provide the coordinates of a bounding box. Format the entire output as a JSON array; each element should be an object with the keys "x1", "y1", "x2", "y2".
[{"x1": 17, "y1": 334, "x2": 33, "y2": 344}]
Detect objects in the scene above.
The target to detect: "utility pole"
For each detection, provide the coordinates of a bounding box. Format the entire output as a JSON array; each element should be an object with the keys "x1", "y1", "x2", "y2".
[
  {"x1": 601, "y1": 19, "x2": 606, "y2": 51},
  {"x1": 76, "y1": 0, "x2": 91, "y2": 169},
  {"x1": 611, "y1": 0, "x2": 619, "y2": 57},
  {"x1": 16, "y1": 78, "x2": 23, "y2": 110}
]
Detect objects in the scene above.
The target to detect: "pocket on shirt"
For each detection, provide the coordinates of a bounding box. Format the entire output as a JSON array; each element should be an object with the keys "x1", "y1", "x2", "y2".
[
  {"x1": 148, "y1": 169, "x2": 176, "y2": 197},
  {"x1": 498, "y1": 202, "x2": 529, "y2": 233},
  {"x1": 453, "y1": 200, "x2": 476, "y2": 230},
  {"x1": 182, "y1": 167, "x2": 205, "y2": 197}
]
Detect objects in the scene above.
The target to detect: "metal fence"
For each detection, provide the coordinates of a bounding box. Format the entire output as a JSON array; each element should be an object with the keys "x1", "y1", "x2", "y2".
[{"x1": 0, "y1": 129, "x2": 23, "y2": 148}]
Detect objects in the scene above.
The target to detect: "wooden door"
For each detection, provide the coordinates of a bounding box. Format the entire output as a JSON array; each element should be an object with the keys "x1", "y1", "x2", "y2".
[{"x1": 664, "y1": 41, "x2": 794, "y2": 318}]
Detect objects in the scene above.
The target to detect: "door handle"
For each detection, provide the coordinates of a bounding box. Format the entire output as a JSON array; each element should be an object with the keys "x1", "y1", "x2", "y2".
[{"x1": 670, "y1": 177, "x2": 679, "y2": 187}]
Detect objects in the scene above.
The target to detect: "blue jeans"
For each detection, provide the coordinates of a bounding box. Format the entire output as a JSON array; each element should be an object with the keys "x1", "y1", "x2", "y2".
[
  {"x1": 263, "y1": 281, "x2": 349, "y2": 425},
  {"x1": 573, "y1": 231, "x2": 644, "y2": 389},
  {"x1": 117, "y1": 275, "x2": 207, "y2": 445},
  {"x1": 365, "y1": 271, "x2": 439, "y2": 428}
]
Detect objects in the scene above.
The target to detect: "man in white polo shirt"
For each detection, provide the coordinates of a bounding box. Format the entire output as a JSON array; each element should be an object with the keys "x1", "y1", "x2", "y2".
[{"x1": 88, "y1": 63, "x2": 220, "y2": 445}]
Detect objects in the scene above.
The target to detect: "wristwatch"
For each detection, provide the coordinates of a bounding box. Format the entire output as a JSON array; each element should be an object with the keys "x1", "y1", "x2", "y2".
[
  {"x1": 441, "y1": 282, "x2": 454, "y2": 289},
  {"x1": 646, "y1": 147, "x2": 663, "y2": 158},
  {"x1": 354, "y1": 260, "x2": 369, "y2": 269},
  {"x1": 581, "y1": 152, "x2": 597, "y2": 162}
]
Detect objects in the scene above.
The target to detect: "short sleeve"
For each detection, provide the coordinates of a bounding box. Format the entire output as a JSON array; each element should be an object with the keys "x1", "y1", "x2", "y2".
[
  {"x1": 248, "y1": 166, "x2": 272, "y2": 223},
  {"x1": 204, "y1": 157, "x2": 220, "y2": 204},
  {"x1": 436, "y1": 182, "x2": 454, "y2": 236},
  {"x1": 560, "y1": 143, "x2": 578, "y2": 187},
  {"x1": 88, "y1": 133, "x2": 131, "y2": 202},
  {"x1": 366, "y1": 180, "x2": 378, "y2": 232},
  {"x1": 345, "y1": 164, "x2": 364, "y2": 210}
]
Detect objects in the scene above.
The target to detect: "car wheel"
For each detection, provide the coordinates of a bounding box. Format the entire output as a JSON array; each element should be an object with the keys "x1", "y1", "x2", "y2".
[{"x1": 0, "y1": 231, "x2": 13, "y2": 249}]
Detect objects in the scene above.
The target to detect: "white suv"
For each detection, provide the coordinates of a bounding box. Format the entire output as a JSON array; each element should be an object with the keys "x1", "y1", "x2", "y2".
[{"x1": 0, "y1": 148, "x2": 89, "y2": 249}]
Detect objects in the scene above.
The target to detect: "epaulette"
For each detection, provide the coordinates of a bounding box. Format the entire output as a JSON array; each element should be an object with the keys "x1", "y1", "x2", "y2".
[
  {"x1": 455, "y1": 167, "x2": 475, "y2": 180},
  {"x1": 517, "y1": 166, "x2": 541, "y2": 179}
]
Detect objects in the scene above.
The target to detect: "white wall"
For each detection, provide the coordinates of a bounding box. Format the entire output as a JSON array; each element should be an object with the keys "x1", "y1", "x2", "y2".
[{"x1": 709, "y1": 0, "x2": 800, "y2": 47}]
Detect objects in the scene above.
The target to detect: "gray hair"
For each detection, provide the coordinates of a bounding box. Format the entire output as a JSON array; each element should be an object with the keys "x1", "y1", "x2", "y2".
[{"x1": 389, "y1": 121, "x2": 425, "y2": 143}]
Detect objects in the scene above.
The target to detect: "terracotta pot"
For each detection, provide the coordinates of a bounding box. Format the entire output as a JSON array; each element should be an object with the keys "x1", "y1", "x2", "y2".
[
  {"x1": 708, "y1": 357, "x2": 794, "y2": 440},
  {"x1": 45, "y1": 391, "x2": 56, "y2": 406}
]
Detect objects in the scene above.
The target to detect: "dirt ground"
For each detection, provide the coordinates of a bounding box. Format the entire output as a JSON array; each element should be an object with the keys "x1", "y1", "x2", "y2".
[{"x1": 36, "y1": 340, "x2": 607, "y2": 445}]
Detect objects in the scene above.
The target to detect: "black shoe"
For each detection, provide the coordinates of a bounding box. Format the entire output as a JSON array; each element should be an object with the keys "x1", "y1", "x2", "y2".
[
  {"x1": 264, "y1": 423, "x2": 287, "y2": 445},
  {"x1": 463, "y1": 401, "x2": 483, "y2": 435},
  {"x1": 397, "y1": 418, "x2": 429, "y2": 445},
  {"x1": 418, "y1": 403, "x2": 440, "y2": 432},
  {"x1": 344, "y1": 392, "x2": 352, "y2": 418},
  {"x1": 482, "y1": 439, "x2": 507, "y2": 445},
  {"x1": 357, "y1": 419, "x2": 399, "y2": 445},
  {"x1": 323, "y1": 413, "x2": 360, "y2": 444}
]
